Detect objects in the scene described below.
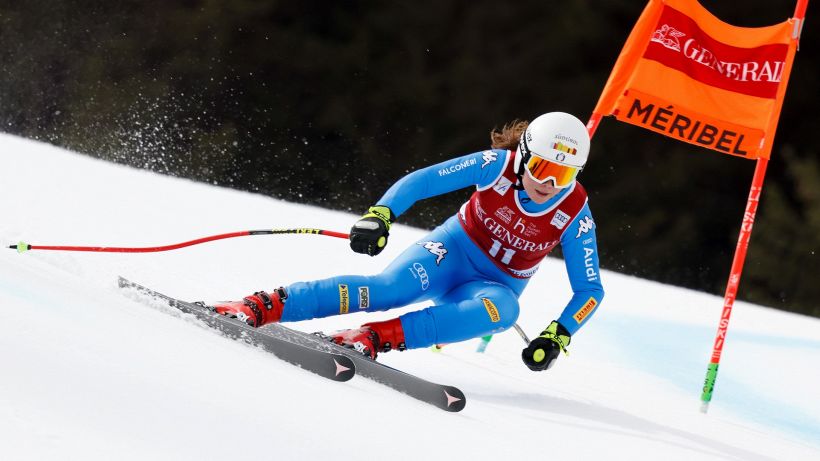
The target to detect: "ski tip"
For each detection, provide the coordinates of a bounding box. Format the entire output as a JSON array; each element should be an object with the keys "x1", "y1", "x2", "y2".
[{"x1": 442, "y1": 386, "x2": 466, "y2": 412}]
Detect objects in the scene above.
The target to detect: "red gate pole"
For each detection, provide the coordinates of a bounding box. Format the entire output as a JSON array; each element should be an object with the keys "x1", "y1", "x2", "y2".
[{"x1": 700, "y1": 0, "x2": 809, "y2": 413}]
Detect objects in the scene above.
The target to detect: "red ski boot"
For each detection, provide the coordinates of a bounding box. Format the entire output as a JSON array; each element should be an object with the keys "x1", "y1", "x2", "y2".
[
  {"x1": 214, "y1": 288, "x2": 286, "y2": 327},
  {"x1": 329, "y1": 318, "x2": 406, "y2": 359}
]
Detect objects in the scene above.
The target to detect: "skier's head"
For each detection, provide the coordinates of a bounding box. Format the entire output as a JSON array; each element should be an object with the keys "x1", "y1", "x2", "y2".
[{"x1": 513, "y1": 112, "x2": 590, "y2": 189}]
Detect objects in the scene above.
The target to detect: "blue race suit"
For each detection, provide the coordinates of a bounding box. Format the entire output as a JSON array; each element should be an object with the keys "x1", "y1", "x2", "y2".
[{"x1": 281, "y1": 149, "x2": 604, "y2": 349}]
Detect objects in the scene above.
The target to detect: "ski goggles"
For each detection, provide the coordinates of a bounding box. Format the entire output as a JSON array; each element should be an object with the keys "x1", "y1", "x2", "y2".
[{"x1": 524, "y1": 154, "x2": 579, "y2": 188}]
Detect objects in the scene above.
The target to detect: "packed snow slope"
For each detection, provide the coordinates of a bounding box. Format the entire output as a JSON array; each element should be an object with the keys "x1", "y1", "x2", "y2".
[{"x1": 1, "y1": 134, "x2": 819, "y2": 461}]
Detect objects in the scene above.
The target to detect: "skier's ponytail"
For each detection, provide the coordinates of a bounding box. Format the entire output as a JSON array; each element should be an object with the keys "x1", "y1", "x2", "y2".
[{"x1": 490, "y1": 119, "x2": 529, "y2": 150}]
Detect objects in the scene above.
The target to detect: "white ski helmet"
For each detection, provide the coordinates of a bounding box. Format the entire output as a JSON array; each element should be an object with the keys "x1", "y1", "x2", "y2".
[{"x1": 514, "y1": 112, "x2": 590, "y2": 187}]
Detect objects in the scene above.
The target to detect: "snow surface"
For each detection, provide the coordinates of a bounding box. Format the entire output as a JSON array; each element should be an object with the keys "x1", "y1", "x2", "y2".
[{"x1": 1, "y1": 133, "x2": 818, "y2": 460}]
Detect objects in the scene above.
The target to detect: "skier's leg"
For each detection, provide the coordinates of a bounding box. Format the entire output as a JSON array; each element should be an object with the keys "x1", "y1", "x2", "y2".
[
  {"x1": 320, "y1": 280, "x2": 520, "y2": 358},
  {"x1": 398, "y1": 281, "x2": 520, "y2": 349},
  {"x1": 280, "y1": 227, "x2": 468, "y2": 321}
]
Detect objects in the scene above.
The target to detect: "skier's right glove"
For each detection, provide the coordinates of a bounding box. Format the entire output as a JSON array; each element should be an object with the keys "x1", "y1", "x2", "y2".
[
  {"x1": 521, "y1": 321, "x2": 571, "y2": 371},
  {"x1": 349, "y1": 205, "x2": 394, "y2": 256}
]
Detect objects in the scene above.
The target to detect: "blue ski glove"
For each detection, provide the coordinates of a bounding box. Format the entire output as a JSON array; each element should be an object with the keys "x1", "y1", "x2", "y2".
[
  {"x1": 521, "y1": 321, "x2": 571, "y2": 371},
  {"x1": 350, "y1": 205, "x2": 394, "y2": 256}
]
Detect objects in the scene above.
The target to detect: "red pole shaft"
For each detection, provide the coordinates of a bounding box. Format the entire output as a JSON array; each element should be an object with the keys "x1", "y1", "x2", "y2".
[
  {"x1": 709, "y1": 158, "x2": 768, "y2": 364},
  {"x1": 11, "y1": 229, "x2": 350, "y2": 254},
  {"x1": 795, "y1": 0, "x2": 809, "y2": 19},
  {"x1": 586, "y1": 112, "x2": 604, "y2": 139},
  {"x1": 700, "y1": 155, "x2": 770, "y2": 412},
  {"x1": 709, "y1": 159, "x2": 767, "y2": 356},
  {"x1": 28, "y1": 231, "x2": 254, "y2": 253}
]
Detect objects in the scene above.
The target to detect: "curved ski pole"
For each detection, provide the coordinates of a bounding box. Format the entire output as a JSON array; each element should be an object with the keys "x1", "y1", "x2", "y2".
[
  {"x1": 8, "y1": 228, "x2": 349, "y2": 254},
  {"x1": 512, "y1": 323, "x2": 530, "y2": 344},
  {"x1": 431, "y1": 323, "x2": 529, "y2": 354}
]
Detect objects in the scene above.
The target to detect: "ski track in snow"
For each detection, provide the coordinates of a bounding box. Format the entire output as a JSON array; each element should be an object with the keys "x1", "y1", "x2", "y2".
[{"x1": 1, "y1": 133, "x2": 819, "y2": 460}]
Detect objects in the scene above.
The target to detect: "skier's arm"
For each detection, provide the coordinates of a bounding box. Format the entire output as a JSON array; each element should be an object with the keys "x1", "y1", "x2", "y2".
[
  {"x1": 521, "y1": 205, "x2": 604, "y2": 370},
  {"x1": 349, "y1": 150, "x2": 507, "y2": 256},
  {"x1": 554, "y1": 203, "x2": 605, "y2": 336},
  {"x1": 377, "y1": 149, "x2": 508, "y2": 218}
]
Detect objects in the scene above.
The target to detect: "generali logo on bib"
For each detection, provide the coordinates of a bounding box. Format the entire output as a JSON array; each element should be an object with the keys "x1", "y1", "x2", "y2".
[{"x1": 644, "y1": 6, "x2": 788, "y2": 99}]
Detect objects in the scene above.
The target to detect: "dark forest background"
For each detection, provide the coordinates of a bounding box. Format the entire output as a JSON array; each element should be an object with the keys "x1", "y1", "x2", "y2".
[{"x1": 1, "y1": 0, "x2": 817, "y2": 317}]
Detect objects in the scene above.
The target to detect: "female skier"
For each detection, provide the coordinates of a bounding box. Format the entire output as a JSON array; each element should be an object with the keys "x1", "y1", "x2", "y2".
[{"x1": 214, "y1": 112, "x2": 604, "y2": 371}]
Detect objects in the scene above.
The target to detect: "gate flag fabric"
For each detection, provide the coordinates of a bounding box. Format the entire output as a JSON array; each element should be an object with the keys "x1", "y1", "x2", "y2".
[{"x1": 592, "y1": 0, "x2": 801, "y2": 159}]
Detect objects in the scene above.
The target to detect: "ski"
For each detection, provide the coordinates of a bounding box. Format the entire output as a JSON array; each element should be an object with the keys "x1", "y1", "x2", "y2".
[
  {"x1": 293, "y1": 331, "x2": 467, "y2": 412},
  {"x1": 118, "y1": 277, "x2": 466, "y2": 412},
  {"x1": 118, "y1": 277, "x2": 355, "y2": 382}
]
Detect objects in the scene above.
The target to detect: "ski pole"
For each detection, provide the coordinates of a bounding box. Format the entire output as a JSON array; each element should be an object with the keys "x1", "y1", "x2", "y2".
[
  {"x1": 8, "y1": 228, "x2": 349, "y2": 254},
  {"x1": 476, "y1": 335, "x2": 493, "y2": 353},
  {"x1": 512, "y1": 323, "x2": 530, "y2": 344}
]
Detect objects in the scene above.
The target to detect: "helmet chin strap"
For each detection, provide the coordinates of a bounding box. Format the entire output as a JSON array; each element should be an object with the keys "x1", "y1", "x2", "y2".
[
  {"x1": 514, "y1": 171, "x2": 531, "y2": 203},
  {"x1": 514, "y1": 163, "x2": 530, "y2": 202},
  {"x1": 513, "y1": 157, "x2": 526, "y2": 189},
  {"x1": 514, "y1": 140, "x2": 532, "y2": 191},
  {"x1": 513, "y1": 173, "x2": 526, "y2": 191}
]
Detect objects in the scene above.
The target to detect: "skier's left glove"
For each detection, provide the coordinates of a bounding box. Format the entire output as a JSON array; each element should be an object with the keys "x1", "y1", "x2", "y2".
[
  {"x1": 521, "y1": 320, "x2": 571, "y2": 371},
  {"x1": 350, "y1": 205, "x2": 394, "y2": 256}
]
